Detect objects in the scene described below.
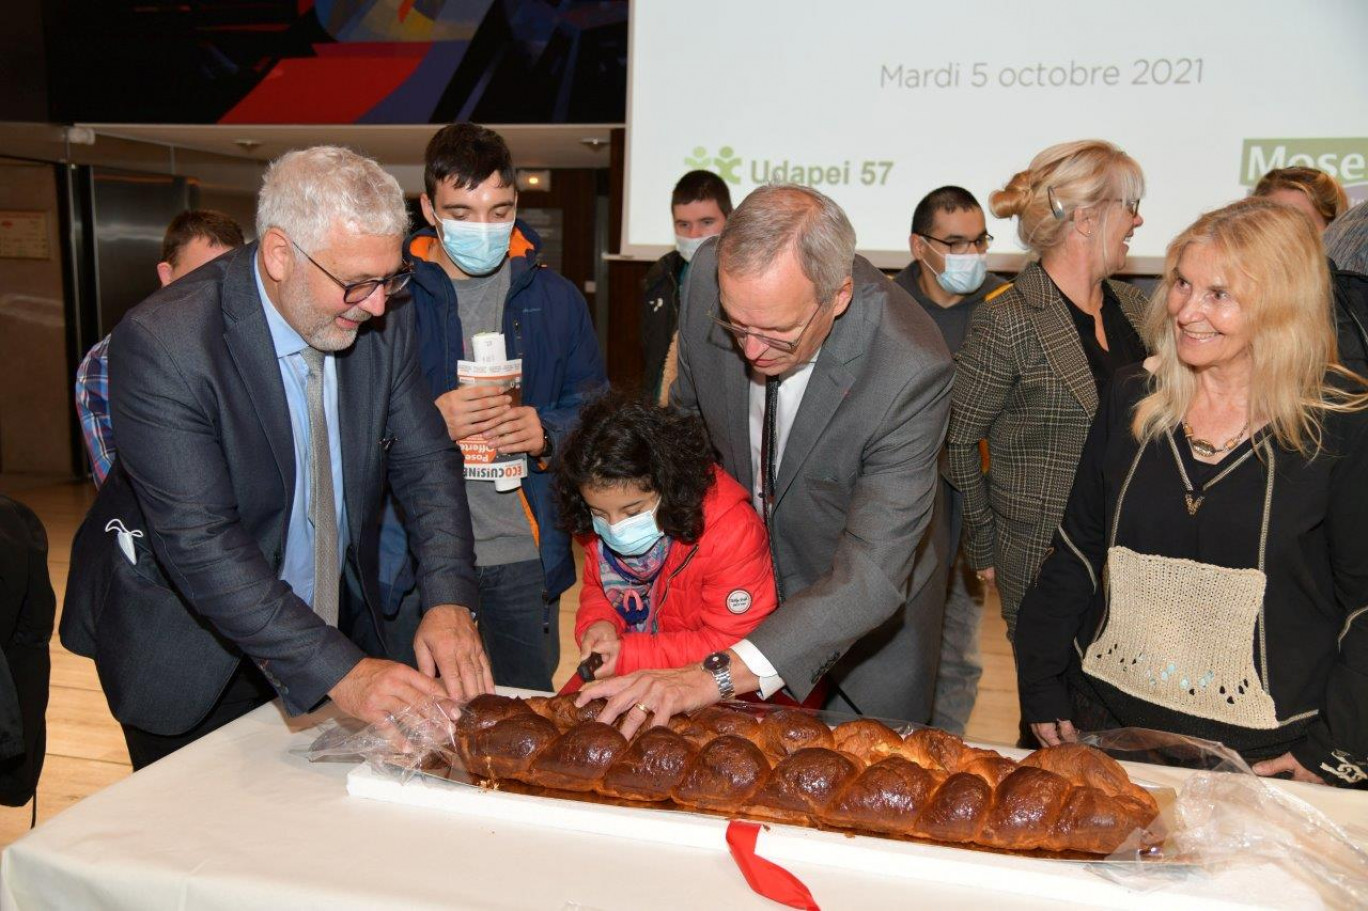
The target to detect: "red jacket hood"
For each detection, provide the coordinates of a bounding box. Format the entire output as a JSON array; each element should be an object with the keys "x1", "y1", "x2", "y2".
[{"x1": 699, "y1": 464, "x2": 755, "y2": 531}]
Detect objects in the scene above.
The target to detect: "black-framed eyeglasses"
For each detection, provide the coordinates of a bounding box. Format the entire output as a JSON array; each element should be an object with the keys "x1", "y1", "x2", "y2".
[
  {"x1": 1110, "y1": 198, "x2": 1142, "y2": 217},
  {"x1": 290, "y1": 239, "x2": 414, "y2": 305},
  {"x1": 916, "y1": 232, "x2": 993, "y2": 255},
  {"x1": 710, "y1": 300, "x2": 822, "y2": 355}
]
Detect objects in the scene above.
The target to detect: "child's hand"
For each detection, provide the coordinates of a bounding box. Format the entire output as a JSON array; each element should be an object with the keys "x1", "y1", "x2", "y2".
[{"x1": 579, "y1": 621, "x2": 623, "y2": 678}]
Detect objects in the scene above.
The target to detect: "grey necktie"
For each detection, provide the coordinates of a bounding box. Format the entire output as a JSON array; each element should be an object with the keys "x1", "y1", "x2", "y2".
[{"x1": 301, "y1": 347, "x2": 339, "y2": 627}]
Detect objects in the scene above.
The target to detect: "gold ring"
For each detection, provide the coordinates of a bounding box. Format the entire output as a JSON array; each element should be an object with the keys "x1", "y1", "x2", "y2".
[{"x1": 634, "y1": 702, "x2": 653, "y2": 714}]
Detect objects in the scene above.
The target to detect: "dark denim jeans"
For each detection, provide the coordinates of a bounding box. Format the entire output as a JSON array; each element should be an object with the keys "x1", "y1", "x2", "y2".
[
  {"x1": 931, "y1": 552, "x2": 985, "y2": 734},
  {"x1": 476, "y1": 559, "x2": 559, "y2": 692},
  {"x1": 377, "y1": 496, "x2": 558, "y2": 690}
]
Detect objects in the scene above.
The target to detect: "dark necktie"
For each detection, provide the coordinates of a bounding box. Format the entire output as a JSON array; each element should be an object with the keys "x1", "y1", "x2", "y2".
[
  {"x1": 761, "y1": 375, "x2": 780, "y2": 527},
  {"x1": 761, "y1": 375, "x2": 786, "y2": 602},
  {"x1": 301, "y1": 347, "x2": 339, "y2": 627}
]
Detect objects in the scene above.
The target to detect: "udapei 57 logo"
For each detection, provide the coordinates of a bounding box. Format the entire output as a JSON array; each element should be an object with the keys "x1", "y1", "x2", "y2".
[
  {"x1": 684, "y1": 145, "x2": 896, "y2": 189},
  {"x1": 1241, "y1": 138, "x2": 1368, "y2": 202},
  {"x1": 685, "y1": 145, "x2": 743, "y2": 184}
]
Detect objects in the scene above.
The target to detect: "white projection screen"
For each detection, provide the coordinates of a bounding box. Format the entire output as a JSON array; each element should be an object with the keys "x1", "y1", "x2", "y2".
[{"x1": 622, "y1": 0, "x2": 1368, "y2": 272}]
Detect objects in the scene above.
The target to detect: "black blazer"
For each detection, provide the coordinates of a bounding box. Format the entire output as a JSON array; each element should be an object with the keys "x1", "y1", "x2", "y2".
[
  {"x1": 61, "y1": 244, "x2": 477, "y2": 735},
  {"x1": 0, "y1": 495, "x2": 53, "y2": 805}
]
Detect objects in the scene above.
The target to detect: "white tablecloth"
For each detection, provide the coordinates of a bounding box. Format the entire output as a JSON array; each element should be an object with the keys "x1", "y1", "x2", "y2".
[{"x1": 1, "y1": 699, "x2": 1363, "y2": 910}]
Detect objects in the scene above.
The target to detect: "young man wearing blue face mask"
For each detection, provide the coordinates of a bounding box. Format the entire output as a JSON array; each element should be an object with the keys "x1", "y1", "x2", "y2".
[
  {"x1": 380, "y1": 122, "x2": 608, "y2": 692},
  {"x1": 892, "y1": 185, "x2": 1008, "y2": 736},
  {"x1": 641, "y1": 171, "x2": 733, "y2": 404},
  {"x1": 895, "y1": 186, "x2": 1007, "y2": 352}
]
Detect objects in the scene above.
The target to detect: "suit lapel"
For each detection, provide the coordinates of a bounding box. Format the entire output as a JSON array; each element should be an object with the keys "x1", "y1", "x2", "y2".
[
  {"x1": 1021, "y1": 264, "x2": 1098, "y2": 415},
  {"x1": 772, "y1": 283, "x2": 873, "y2": 507},
  {"x1": 705, "y1": 316, "x2": 755, "y2": 492},
  {"x1": 335, "y1": 326, "x2": 377, "y2": 546},
  {"x1": 221, "y1": 245, "x2": 296, "y2": 502}
]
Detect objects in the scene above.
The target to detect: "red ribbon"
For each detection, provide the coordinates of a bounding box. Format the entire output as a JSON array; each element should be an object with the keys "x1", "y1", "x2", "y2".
[{"x1": 725, "y1": 820, "x2": 820, "y2": 910}]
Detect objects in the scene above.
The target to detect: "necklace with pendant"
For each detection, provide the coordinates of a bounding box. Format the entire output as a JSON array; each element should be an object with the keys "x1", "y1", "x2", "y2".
[
  {"x1": 1182, "y1": 421, "x2": 1249, "y2": 459},
  {"x1": 1167, "y1": 426, "x2": 1257, "y2": 517}
]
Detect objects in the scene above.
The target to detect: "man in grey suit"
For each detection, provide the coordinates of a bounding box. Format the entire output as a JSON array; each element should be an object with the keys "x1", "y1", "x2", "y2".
[
  {"x1": 61, "y1": 147, "x2": 491, "y2": 769},
  {"x1": 581, "y1": 184, "x2": 953, "y2": 733}
]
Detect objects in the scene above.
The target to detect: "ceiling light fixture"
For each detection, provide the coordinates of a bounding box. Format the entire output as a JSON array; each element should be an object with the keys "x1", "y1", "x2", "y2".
[{"x1": 516, "y1": 169, "x2": 553, "y2": 193}]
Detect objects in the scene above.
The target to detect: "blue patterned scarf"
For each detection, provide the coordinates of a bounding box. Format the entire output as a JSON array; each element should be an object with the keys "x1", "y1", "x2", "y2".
[{"x1": 598, "y1": 535, "x2": 672, "y2": 632}]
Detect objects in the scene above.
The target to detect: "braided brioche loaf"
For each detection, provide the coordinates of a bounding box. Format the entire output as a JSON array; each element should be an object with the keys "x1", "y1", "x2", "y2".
[{"x1": 452, "y1": 694, "x2": 1159, "y2": 855}]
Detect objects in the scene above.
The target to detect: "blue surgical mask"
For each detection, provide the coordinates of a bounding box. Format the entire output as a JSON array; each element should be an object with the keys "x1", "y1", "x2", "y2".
[
  {"x1": 437, "y1": 217, "x2": 514, "y2": 276},
  {"x1": 925, "y1": 252, "x2": 988, "y2": 295},
  {"x1": 675, "y1": 233, "x2": 711, "y2": 263},
  {"x1": 592, "y1": 500, "x2": 663, "y2": 556}
]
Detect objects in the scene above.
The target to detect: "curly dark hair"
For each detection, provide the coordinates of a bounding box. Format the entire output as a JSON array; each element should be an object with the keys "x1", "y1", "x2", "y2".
[{"x1": 554, "y1": 390, "x2": 716, "y2": 543}]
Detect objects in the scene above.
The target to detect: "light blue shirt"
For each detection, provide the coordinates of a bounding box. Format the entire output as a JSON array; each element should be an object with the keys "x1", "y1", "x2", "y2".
[{"x1": 254, "y1": 258, "x2": 348, "y2": 609}]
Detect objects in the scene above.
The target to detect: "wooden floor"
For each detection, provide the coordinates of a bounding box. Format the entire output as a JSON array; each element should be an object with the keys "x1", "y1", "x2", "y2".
[{"x1": 0, "y1": 480, "x2": 1020, "y2": 849}]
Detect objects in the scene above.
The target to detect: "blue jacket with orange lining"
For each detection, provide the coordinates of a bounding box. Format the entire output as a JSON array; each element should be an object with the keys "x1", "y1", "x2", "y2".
[{"x1": 385, "y1": 220, "x2": 607, "y2": 605}]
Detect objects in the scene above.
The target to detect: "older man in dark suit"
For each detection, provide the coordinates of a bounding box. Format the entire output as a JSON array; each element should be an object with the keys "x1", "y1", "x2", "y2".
[
  {"x1": 581, "y1": 184, "x2": 953, "y2": 733},
  {"x1": 61, "y1": 146, "x2": 489, "y2": 769}
]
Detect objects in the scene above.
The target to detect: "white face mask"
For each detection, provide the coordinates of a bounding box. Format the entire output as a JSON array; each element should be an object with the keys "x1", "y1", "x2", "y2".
[
  {"x1": 591, "y1": 499, "x2": 663, "y2": 556},
  {"x1": 438, "y1": 216, "x2": 514, "y2": 276},
  {"x1": 923, "y1": 251, "x2": 988, "y2": 295},
  {"x1": 675, "y1": 233, "x2": 711, "y2": 263}
]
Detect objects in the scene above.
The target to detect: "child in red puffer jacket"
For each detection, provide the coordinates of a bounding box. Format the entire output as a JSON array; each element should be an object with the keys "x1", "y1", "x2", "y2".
[{"x1": 553, "y1": 391, "x2": 777, "y2": 684}]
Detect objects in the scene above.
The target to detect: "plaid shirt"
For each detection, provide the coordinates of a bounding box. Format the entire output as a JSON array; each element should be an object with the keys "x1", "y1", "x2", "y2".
[{"x1": 75, "y1": 335, "x2": 114, "y2": 486}]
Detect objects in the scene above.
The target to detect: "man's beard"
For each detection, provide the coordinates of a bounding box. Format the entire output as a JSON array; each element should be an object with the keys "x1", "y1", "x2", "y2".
[
  {"x1": 283, "y1": 282, "x2": 371, "y2": 351},
  {"x1": 307, "y1": 313, "x2": 364, "y2": 352}
]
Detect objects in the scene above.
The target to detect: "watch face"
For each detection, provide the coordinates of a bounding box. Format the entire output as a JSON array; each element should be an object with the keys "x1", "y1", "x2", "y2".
[{"x1": 704, "y1": 652, "x2": 729, "y2": 671}]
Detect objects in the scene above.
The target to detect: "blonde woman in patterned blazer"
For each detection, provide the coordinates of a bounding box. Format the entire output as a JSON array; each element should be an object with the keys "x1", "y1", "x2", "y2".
[{"x1": 946, "y1": 140, "x2": 1149, "y2": 639}]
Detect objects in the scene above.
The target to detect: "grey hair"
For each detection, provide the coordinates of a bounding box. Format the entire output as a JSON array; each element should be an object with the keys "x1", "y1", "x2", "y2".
[
  {"x1": 1326, "y1": 197, "x2": 1368, "y2": 274},
  {"x1": 256, "y1": 146, "x2": 409, "y2": 252},
  {"x1": 716, "y1": 184, "x2": 856, "y2": 303}
]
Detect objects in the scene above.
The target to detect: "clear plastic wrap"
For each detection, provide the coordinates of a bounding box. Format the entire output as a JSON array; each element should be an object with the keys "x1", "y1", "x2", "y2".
[
  {"x1": 302, "y1": 696, "x2": 462, "y2": 782},
  {"x1": 1070, "y1": 728, "x2": 1368, "y2": 908},
  {"x1": 307, "y1": 694, "x2": 1368, "y2": 904}
]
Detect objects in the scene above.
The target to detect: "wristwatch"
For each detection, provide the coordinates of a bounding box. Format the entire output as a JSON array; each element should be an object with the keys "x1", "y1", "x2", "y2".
[
  {"x1": 703, "y1": 651, "x2": 735, "y2": 700},
  {"x1": 540, "y1": 428, "x2": 554, "y2": 459}
]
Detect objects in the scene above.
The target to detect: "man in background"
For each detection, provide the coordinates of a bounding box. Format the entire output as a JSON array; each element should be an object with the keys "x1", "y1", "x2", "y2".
[
  {"x1": 75, "y1": 209, "x2": 245, "y2": 486},
  {"x1": 385, "y1": 123, "x2": 607, "y2": 688},
  {"x1": 641, "y1": 170, "x2": 732, "y2": 402},
  {"x1": 893, "y1": 185, "x2": 1007, "y2": 734}
]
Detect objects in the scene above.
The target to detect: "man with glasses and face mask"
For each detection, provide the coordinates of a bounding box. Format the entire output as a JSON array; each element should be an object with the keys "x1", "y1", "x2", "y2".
[
  {"x1": 893, "y1": 186, "x2": 1008, "y2": 734},
  {"x1": 578, "y1": 184, "x2": 954, "y2": 733},
  {"x1": 61, "y1": 147, "x2": 485, "y2": 769},
  {"x1": 895, "y1": 186, "x2": 1006, "y2": 360}
]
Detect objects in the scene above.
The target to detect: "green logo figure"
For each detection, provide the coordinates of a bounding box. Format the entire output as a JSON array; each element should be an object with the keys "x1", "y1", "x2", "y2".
[
  {"x1": 683, "y1": 145, "x2": 743, "y2": 185},
  {"x1": 714, "y1": 146, "x2": 742, "y2": 184}
]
